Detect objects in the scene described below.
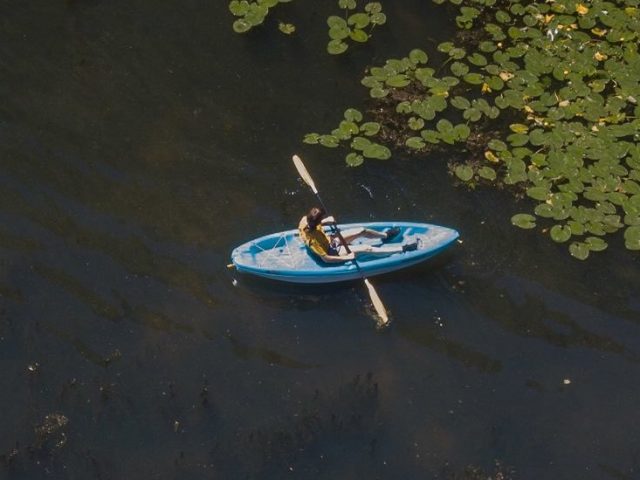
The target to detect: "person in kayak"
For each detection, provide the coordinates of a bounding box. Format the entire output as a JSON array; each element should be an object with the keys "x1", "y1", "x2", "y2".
[{"x1": 298, "y1": 207, "x2": 418, "y2": 264}]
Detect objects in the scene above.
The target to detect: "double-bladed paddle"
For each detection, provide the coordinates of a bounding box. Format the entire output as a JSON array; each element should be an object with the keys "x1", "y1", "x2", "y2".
[{"x1": 292, "y1": 154, "x2": 389, "y2": 327}]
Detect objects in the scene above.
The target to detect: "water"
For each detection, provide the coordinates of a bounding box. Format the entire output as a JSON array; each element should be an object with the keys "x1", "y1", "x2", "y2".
[{"x1": 1, "y1": 1, "x2": 639, "y2": 479}]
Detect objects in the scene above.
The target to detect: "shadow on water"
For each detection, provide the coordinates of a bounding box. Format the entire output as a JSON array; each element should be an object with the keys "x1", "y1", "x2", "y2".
[{"x1": 225, "y1": 333, "x2": 320, "y2": 370}]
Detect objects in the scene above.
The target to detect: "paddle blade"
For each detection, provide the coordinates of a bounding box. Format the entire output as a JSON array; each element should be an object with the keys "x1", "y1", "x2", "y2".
[
  {"x1": 364, "y1": 278, "x2": 389, "y2": 326},
  {"x1": 292, "y1": 154, "x2": 318, "y2": 194}
]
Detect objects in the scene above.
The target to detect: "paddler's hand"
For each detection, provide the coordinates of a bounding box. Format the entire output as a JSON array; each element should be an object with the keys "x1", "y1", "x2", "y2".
[
  {"x1": 342, "y1": 252, "x2": 355, "y2": 261},
  {"x1": 321, "y1": 215, "x2": 336, "y2": 225}
]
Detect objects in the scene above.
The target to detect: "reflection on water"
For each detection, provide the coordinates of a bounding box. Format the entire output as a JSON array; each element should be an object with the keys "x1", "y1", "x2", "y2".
[{"x1": 1, "y1": 0, "x2": 640, "y2": 478}]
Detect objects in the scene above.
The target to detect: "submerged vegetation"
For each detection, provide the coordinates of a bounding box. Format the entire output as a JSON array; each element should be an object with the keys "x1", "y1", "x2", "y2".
[{"x1": 229, "y1": 0, "x2": 640, "y2": 259}]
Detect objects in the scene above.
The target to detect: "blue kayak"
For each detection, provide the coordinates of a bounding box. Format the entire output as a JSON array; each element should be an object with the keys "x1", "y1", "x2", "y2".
[{"x1": 230, "y1": 222, "x2": 459, "y2": 284}]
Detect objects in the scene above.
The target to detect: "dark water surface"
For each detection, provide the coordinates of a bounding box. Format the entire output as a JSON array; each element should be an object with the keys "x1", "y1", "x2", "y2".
[{"x1": 1, "y1": 1, "x2": 640, "y2": 479}]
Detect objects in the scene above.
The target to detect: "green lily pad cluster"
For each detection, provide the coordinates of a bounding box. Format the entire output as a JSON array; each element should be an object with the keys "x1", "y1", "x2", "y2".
[
  {"x1": 303, "y1": 108, "x2": 389, "y2": 165},
  {"x1": 327, "y1": 1, "x2": 386, "y2": 54},
  {"x1": 305, "y1": 0, "x2": 640, "y2": 259},
  {"x1": 228, "y1": 0, "x2": 293, "y2": 33}
]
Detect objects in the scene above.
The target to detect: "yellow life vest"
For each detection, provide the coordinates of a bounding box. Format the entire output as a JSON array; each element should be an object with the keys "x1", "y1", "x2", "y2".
[{"x1": 299, "y1": 224, "x2": 332, "y2": 257}]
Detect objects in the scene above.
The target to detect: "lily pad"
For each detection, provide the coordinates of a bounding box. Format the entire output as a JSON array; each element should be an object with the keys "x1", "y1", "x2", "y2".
[
  {"x1": 344, "y1": 108, "x2": 363, "y2": 122},
  {"x1": 478, "y1": 166, "x2": 497, "y2": 180},
  {"x1": 346, "y1": 152, "x2": 364, "y2": 167},
  {"x1": 328, "y1": 39, "x2": 349, "y2": 55},
  {"x1": 406, "y1": 137, "x2": 426, "y2": 149},
  {"x1": 455, "y1": 165, "x2": 474, "y2": 181},
  {"x1": 511, "y1": 213, "x2": 537, "y2": 229},
  {"x1": 569, "y1": 242, "x2": 590, "y2": 260},
  {"x1": 360, "y1": 122, "x2": 380, "y2": 136},
  {"x1": 625, "y1": 226, "x2": 640, "y2": 250},
  {"x1": 550, "y1": 225, "x2": 572, "y2": 242},
  {"x1": 409, "y1": 48, "x2": 429, "y2": 64}
]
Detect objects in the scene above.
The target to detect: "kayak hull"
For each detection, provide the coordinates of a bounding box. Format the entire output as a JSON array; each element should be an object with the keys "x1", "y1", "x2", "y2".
[{"x1": 230, "y1": 222, "x2": 459, "y2": 284}]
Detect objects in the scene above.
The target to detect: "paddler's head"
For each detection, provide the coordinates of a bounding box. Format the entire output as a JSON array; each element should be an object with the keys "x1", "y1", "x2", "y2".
[{"x1": 306, "y1": 207, "x2": 326, "y2": 230}]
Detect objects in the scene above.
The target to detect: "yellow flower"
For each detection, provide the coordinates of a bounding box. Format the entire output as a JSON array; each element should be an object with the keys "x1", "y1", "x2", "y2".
[
  {"x1": 481, "y1": 83, "x2": 492, "y2": 93},
  {"x1": 594, "y1": 51, "x2": 608, "y2": 61},
  {"x1": 544, "y1": 14, "x2": 555, "y2": 24},
  {"x1": 576, "y1": 3, "x2": 589, "y2": 15},
  {"x1": 591, "y1": 27, "x2": 607, "y2": 36},
  {"x1": 484, "y1": 151, "x2": 499, "y2": 163},
  {"x1": 499, "y1": 71, "x2": 514, "y2": 81}
]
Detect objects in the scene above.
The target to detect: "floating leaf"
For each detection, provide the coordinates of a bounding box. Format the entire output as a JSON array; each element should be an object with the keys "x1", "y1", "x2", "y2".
[
  {"x1": 233, "y1": 19, "x2": 253, "y2": 33},
  {"x1": 507, "y1": 133, "x2": 529, "y2": 146},
  {"x1": 278, "y1": 22, "x2": 296, "y2": 34},
  {"x1": 455, "y1": 164, "x2": 474, "y2": 181},
  {"x1": 550, "y1": 225, "x2": 571, "y2": 242},
  {"x1": 229, "y1": 0, "x2": 250, "y2": 16},
  {"x1": 344, "y1": 108, "x2": 363, "y2": 122},
  {"x1": 488, "y1": 139, "x2": 507, "y2": 151},
  {"x1": 327, "y1": 15, "x2": 348, "y2": 28},
  {"x1": 468, "y1": 53, "x2": 488, "y2": 66},
  {"x1": 463, "y1": 107, "x2": 482, "y2": 122},
  {"x1": 360, "y1": 122, "x2": 380, "y2": 136},
  {"x1": 327, "y1": 39, "x2": 349, "y2": 55},
  {"x1": 463, "y1": 73, "x2": 485, "y2": 85},
  {"x1": 436, "y1": 119, "x2": 454, "y2": 133},
  {"x1": 303, "y1": 133, "x2": 320, "y2": 144},
  {"x1": 386, "y1": 74, "x2": 411, "y2": 88},
  {"x1": 409, "y1": 49, "x2": 428, "y2": 64},
  {"x1": 348, "y1": 13, "x2": 370, "y2": 29},
  {"x1": 437, "y1": 42, "x2": 455, "y2": 53},
  {"x1": 346, "y1": 152, "x2": 364, "y2": 167},
  {"x1": 450, "y1": 96, "x2": 471, "y2": 110},
  {"x1": 625, "y1": 226, "x2": 640, "y2": 250},
  {"x1": 407, "y1": 117, "x2": 424, "y2": 130},
  {"x1": 511, "y1": 213, "x2": 536, "y2": 229},
  {"x1": 319, "y1": 135, "x2": 340, "y2": 148},
  {"x1": 478, "y1": 166, "x2": 497, "y2": 180},
  {"x1": 454, "y1": 124, "x2": 471, "y2": 140},
  {"x1": 527, "y1": 186, "x2": 549, "y2": 200},
  {"x1": 509, "y1": 123, "x2": 529, "y2": 134},
  {"x1": 569, "y1": 242, "x2": 590, "y2": 260},
  {"x1": 406, "y1": 137, "x2": 426, "y2": 149},
  {"x1": 338, "y1": 0, "x2": 356, "y2": 8},
  {"x1": 449, "y1": 47, "x2": 467, "y2": 60},
  {"x1": 451, "y1": 62, "x2": 470, "y2": 76},
  {"x1": 421, "y1": 130, "x2": 440, "y2": 143},
  {"x1": 370, "y1": 12, "x2": 387, "y2": 25},
  {"x1": 370, "y1": 86, "x2": 389, "y2": 98},
  {"x1": 350, "y1": 29, "x2": 369, "y2": 42},
  {"x1": 351, "y1": 136, "x2": 371, "y2": 151},
  {"x1": 364, "y1": 2, "x2": 382, "y2": 13},
  {"x1": 363, "y1": 143, "x2": 391, "y2": 160},
  {"x1": 339, "y1": 120, "x2": 360, "y2": 135},
  {"x1": 585, "y1": 236, "x2": 608, "y2": 251}
]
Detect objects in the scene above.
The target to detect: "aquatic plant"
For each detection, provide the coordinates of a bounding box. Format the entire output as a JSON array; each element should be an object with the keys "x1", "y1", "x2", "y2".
[
  {"x1": 228, "y1": 0, "x2": 294, "y2": 33},
  {"x1": 305, "y1": 0, "x2": 640, "y2": 258},
  {"x1": 327, "y1": 1, "x2": 387, "y2": 54}
]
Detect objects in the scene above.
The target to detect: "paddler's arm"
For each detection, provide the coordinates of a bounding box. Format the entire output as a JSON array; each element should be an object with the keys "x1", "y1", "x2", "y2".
[{"x1": 320, "y1": 215, "x2": 336, "y2": 225}]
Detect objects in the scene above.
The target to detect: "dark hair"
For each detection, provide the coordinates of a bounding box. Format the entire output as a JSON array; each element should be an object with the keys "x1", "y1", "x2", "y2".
[{"x1": 306, "y1": 207, "x2": 326, "y2": 230}]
